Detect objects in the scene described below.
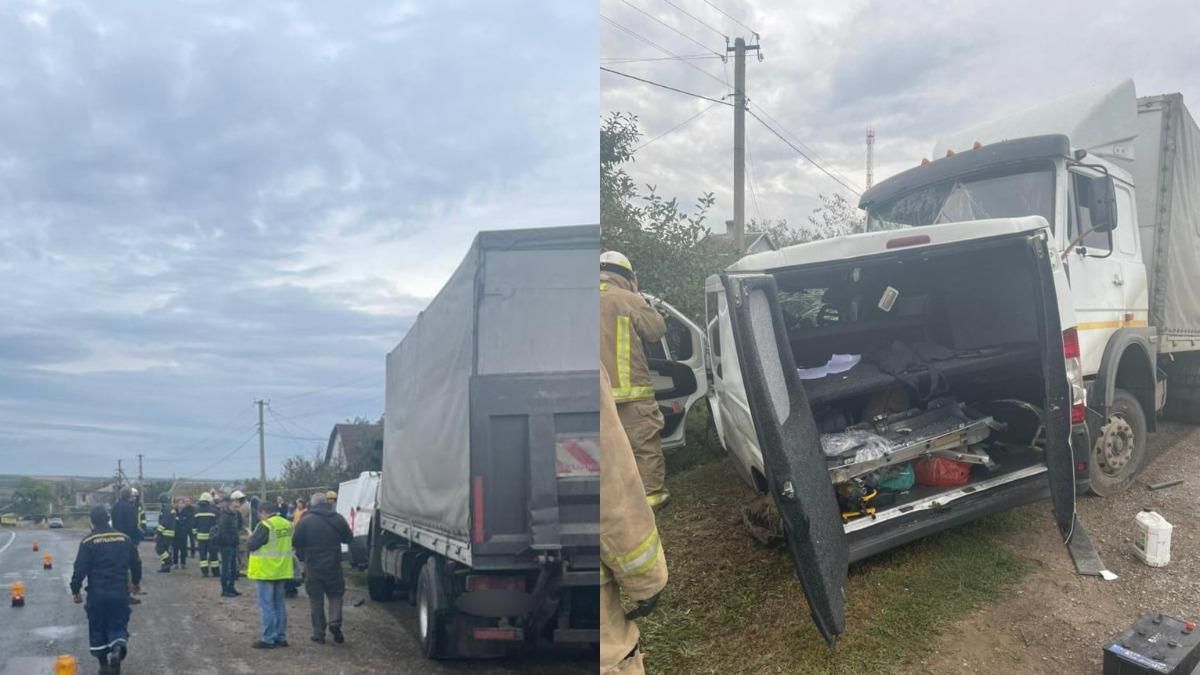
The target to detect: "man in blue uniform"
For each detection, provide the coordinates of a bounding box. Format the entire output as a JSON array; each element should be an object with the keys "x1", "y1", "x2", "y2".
[{"x1": 71, "y1": 504, "x2": 143, "y2": 674}]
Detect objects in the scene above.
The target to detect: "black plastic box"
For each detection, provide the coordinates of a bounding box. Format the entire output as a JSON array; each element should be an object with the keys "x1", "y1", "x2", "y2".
[{"x1": 1103, "y1": 613, "x2": 1200, "y2": 675}]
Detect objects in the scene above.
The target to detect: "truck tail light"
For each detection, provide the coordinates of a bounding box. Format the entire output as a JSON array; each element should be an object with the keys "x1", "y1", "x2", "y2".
[
  {"x1": 466, "y1": 575, "x2": 526, "y2": 592},
  {"x1": 885, "y1": 234, "x2": 930, "y2": 249},
  {"x1": 1063, "y1": 327, "x2": 1086, "y2": 424}
]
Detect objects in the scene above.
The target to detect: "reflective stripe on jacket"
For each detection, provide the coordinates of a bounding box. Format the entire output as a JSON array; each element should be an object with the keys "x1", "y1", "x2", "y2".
[
  {"x1": 599, "y1": 369, "x2": 667, "y2": 597},
  {"x1": 192, "y1": 507, "x2": 218, "y2": 540},
  {"x1": 248, "y1": 515, "x2": 294, "y2": 581},
  {"x1": 600, "y1": 271, "x2": 666, "y2": 403}
]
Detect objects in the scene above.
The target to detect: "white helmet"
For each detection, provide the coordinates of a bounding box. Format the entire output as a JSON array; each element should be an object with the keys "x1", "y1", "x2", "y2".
[
  {"x1": 199, "y1": 492, "x2": 212, "y2": 503},
  {"x1": 230, "y1": 490, "x2": 245, "y2": 500},
  {"x1": 130, "y1": 487, "x2": 139, "y2": 497},
  {"x1": 600, "y1": 251, "x2": 633, "y2": 276}
]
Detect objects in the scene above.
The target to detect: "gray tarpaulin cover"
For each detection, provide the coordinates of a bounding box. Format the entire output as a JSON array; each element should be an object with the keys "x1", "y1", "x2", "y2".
[
  {"x1": 381, "y1": 225, "x2": 599, "y2": 538},
  {"x1": 1135, "y1": 94, "x2": 1200, "y2": 337}
]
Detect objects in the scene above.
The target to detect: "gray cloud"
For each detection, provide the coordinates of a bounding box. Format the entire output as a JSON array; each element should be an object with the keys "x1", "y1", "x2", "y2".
[
  {"x1": 602, "y1": 0, "x2": 1199, "y2": 232},
  {"x1": 0, "y1": 0, "x2": 597, "y2": 477}
]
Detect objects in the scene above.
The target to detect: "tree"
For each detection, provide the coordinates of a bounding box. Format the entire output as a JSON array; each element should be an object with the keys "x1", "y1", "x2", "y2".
[
  {"x1": 601, "y1": 112, "x2": 739, "y2": 321},
  {"x1": 279, "y1": 450, "x2": 339, "y2": 494},
  {"x1": 12, "y1": 478, "x2": 55, "y2": 518}
]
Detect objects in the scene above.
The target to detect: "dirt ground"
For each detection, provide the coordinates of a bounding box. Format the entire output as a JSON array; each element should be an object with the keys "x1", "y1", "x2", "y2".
[
  {"x1": 916, "y1": 420, "x2": 1200, "y2": 674},
  {"x1": 126, "y1": 549, "x2": 594, "y2": 674}
]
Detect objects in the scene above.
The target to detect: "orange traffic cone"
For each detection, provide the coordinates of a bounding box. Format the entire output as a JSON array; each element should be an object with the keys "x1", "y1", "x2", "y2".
[
  {"x1": 53, "y1": 654, "x2": 78, "y2": 675},
  {"x1": 43, "y1": 554, "x2": 53, "y2": 570},
  {"x1": 10, "y1": 581, "x2": 24, "y2": 607},
  {"x1": 31, "y1": 541, "x2": 39, "y2": 551}
]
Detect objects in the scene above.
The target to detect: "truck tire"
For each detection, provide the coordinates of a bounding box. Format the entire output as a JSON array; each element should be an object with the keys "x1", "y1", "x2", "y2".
[
  {"x1": 1164, "y1": 354, "x2": 1200, "y2": 423},
  {"x1": 1088, "y1": 388, "x2": 1148, "y2": 496},
  {"x1": 417, "y1": 557, "x2": 452, "y2": 659},
  {"x1": 367, "y1": 574, "x2": 397, "y2": 602}
]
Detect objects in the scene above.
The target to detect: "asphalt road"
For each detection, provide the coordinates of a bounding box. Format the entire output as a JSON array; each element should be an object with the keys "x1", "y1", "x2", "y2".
[{"x1": 0, "y1": 528, "x2": 595, "y2": 674}]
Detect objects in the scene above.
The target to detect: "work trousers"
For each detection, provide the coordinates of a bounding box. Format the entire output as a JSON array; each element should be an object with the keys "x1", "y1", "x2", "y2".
[
  {"x1": 616, "y1": 398, "x2": 667, "y2": 500},
  {"x1": 197, "y1": 539, "x2": 218, "y2": 574},
  {"x1": 85, "y1": 591, "x2": 131, "y2": 661},
  {"x1": 172, "y1": 536, "x2": 188, "y2": 566},
  {"x1": 305, "y1": 575, "x2": 344, "y2": 638},
  {"x1": 255, "y1": 580, "x2": 288, "y2": 644},
  {"x1": 154, "y1": 537, "x2": 172, "y2": 569},
  {"x1": 219, "y1": 545, "x2": 238, "y2": 593},
  {"x1": 600, "y1": 577, "x2": 644, "y2": 674},
  {"x1": 188, "y1": 530, "x2": 197, "y2": 554}
]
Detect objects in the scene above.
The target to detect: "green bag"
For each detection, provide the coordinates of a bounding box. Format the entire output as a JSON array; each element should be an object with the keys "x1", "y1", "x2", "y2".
[{"x1": 876, "y1": 463, "x2": 915, "y2": 492}]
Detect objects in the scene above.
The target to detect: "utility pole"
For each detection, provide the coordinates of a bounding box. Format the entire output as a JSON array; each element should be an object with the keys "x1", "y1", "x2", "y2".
[
  {"x1": 117, "y1": 459, "x2": 123, "y2": 491},
  {"x1": 728, "y1": 37, "x2": 760, "y2": 255},
  {"x1": 137, "y1": 453, "x2": 144, "y2": 489},
  {"x1": 866, "y1": 127, "x2": 876, "y2": 189},
  {"x1": 256, "y1": 399, "x2": 267, "y2": 502}
]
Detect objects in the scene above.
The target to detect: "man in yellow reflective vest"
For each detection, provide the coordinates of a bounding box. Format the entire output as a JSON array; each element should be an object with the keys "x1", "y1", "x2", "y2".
[
  {"x1": 600, "y1": 369, "x2": 668, "y2": 674},
  {"x1": 247, "y1": 503, "x2": 294, "y2": 649},
  {"x1": 600, "y1": 250, "x2": 670, "y2": 508}
]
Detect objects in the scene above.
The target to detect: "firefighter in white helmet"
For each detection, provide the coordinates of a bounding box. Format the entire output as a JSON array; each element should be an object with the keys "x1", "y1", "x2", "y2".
[
  {"x1": 193, "y1": 492, "x2": 220, "y2": 578},
  {"x1": 600, "y1": 251, "x2": 670, "y2": 508}
]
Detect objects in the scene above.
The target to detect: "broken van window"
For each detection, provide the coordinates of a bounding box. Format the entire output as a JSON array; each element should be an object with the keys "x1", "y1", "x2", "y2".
[{"x1": 867, "y1": 169, "x2": 1054, "y2": 231}]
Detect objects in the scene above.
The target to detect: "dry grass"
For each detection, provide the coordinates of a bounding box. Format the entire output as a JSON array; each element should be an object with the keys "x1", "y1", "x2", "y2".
[{"x1": 639, "y1": 447, "x2": 1034, "y2": 675}]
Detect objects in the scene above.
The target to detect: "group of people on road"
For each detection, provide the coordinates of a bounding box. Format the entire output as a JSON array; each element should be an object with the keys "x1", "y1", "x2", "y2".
[
  {"x1": 71, "y1": 486, "x2": 355, "y2": 673},
  {"x1": 599, "y1": 251, "x2": 671, "y2": 675}
]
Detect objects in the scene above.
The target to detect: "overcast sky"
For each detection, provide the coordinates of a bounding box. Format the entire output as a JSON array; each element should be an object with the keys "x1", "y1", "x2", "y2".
[
  {"x1": 602, "y1": 0, "x2": 1199, "y2": 231},
  {"x1": 0, "y1": 1, "x2": 597, "y2": 479}
]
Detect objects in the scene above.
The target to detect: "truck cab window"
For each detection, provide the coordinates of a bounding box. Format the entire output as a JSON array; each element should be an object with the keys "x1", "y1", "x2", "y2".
[
  {"x1": 1070, "y1": 171, "x2": 1113, "y2": 253},
  {"x1": 705, "y1": 291, "x2": 721, "y2": 358},
  {"x1": 664, "y1": 314, "x2": 694, "y2": 361}
]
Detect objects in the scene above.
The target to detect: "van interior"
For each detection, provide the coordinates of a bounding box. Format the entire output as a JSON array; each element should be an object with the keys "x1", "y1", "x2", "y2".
[{"x1": 770, "y1": 236, "x2": 1057, "y2": 530}]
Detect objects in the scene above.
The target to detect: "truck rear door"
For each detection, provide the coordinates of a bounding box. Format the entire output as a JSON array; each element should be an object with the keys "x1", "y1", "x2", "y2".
[{"x1": 722, "y1": 272, "x2": 848, "y2": 645}]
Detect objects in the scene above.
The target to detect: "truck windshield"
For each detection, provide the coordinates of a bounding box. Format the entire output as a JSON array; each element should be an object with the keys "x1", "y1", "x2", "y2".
[{"x1": 867, "y1": 169, "x2": 1054, "y2": 231}]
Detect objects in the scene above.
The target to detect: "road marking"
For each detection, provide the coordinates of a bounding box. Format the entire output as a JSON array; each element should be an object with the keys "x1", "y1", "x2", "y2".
[{"x1": 0, "y1": 530, "x2": 14, "y2": 555}]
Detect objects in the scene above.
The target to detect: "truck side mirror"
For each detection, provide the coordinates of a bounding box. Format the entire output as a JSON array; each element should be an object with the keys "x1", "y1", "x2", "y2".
[{"x1": 1088, "y1": 174, "x2": 1118, "y2": 233}]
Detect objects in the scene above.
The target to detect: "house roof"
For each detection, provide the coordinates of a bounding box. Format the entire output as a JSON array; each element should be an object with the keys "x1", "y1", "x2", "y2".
[{"x1": 324, "y1": 423, "x2": 383, "y2": 466}]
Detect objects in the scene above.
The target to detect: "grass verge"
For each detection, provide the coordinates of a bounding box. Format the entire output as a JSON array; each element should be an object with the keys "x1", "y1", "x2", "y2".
[{"x1": 639, "y1": 455, "x2": 1034, "y2": 674}]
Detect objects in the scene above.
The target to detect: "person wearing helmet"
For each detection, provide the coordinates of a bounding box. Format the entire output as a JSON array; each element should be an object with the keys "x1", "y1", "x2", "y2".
[
  {"x1": 600, "y1": 251, "x2": 671, "y2": 508},
  {"x1": 231, "y1": 490, "x2": 251, "y2": 575},
  {"x1": 111, "y1": 487, "x2": 141, "y2": 546},
  {"x1": 324, "y1": 490, "x2": 337, "y2": 508},
  {"x1": 193, "y1": 492, "x2": 220, "y2": 578}
]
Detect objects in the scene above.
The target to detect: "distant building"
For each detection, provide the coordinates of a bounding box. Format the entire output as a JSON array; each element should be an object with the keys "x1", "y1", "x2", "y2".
[
  {"x1": 75, "y1": 482, "x2": 118, "y2": 507},
  {"x1": 324, "y1": 423, "x2": 383, "y2": 471}
]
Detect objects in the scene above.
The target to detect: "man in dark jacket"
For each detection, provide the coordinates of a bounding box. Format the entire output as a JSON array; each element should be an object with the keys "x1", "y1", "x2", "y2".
[
  {"x1": 215, "y1": 495, "x2": 242, "y2": 597},
  {"x1": 292, "y1": 492, "x2": 353, "y2": 644},
  {"x1": 111, "y1": 488, "x2": 140, "y2": 546},
  {"x1": 72, "y1": 504, "x2": 142, "y2": 675},
  {"x1": 174, "y1": 498, "x2": 193, "y2": 568}
]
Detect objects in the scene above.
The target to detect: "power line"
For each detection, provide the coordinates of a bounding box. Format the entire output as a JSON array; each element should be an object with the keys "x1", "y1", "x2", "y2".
[
  {"x1": 266, "y1": 433, "x2": 326, "y2": 442},
  {"x1": 601, "y1": 15, "x2": 727, "y2": 88},
  {"x1": 268, "y1": 393, "x2": 383, "y2": 423},
  {"x1": 601, "y1": 54, "x2": 725, "y2": 64},
  {"x1": 747, "y1": 109, "x2": 862, "y2": 196},
  {"x1": 601, "y1": 66, "x2": 731, "y2": 106},
  {"x1": 701, "y1": 0, "x2": 758, "y2": 38},
  {"x1": 616, "y1": 0, "x2": 725, "y2": 60},
  {"x1": 745, "y1": 136, "x2": 766, "y2": 224},
  {"x1": 266, "y1": 406, "x2": 328, "y2": 443},
  {"x1": 657, "y1": 0, "x2": 728, "y2": 40},
  {"x1": 180, "y1": 429, "x2": 259, "y2": 481},
  {"x1": 749, "y1": 101, "x2": 855, "y2": 187},
  {"x1": 634, "y1": 101, "x2": 723, "y2": 153}
]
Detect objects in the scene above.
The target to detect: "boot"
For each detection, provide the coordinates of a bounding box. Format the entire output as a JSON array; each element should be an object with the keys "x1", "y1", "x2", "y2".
[
  {"x1": 201, "y1": 569, "x2": 209, "y2": 577},
  {"x1": 158, "y1": 563, "x2": 171, "y2": 573},
  {"x1": 109, "y1": 644, "x2": 126, "y2": 674}
]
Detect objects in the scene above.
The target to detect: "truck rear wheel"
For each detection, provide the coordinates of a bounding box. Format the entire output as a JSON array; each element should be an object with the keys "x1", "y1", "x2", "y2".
[
  {"x1": 417, "y1": 557, "x2": 451, "y2": 659},
  {"x1": 1088, "y1": 388, "x2": 1147, "y2": 496},
  {"x1": 367, "y1": 574, "x2": 397, "y2": 602}
]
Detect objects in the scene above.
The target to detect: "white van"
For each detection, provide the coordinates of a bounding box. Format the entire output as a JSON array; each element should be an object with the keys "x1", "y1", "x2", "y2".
[{"x1": 336, "y1": 471, "x2": 381, "y2": 569}]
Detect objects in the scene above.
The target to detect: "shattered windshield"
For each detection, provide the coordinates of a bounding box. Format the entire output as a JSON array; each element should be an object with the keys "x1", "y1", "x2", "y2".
[{"x1": 867, "y1": 169, "x2": 1054, "y2": 232}]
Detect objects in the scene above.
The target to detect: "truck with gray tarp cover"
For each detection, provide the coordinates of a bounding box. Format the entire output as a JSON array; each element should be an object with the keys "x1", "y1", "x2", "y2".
[{"x1": 368, "y1": 225, "x2": 600, "y2": 659}]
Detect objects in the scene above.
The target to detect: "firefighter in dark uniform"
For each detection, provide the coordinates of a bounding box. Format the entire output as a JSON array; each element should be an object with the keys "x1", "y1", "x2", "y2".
[
  {"x1": 193, "y1": 493, "x2": 220, "y2": 577},
  {"x1": 155, "y1": 503, "x2": 177, "y2": 572},
  {"x1": 173, "y1": 498, "x2": 193, "y2": 568},
  {"x1": 71, "y1": 504, "x2": 142, "y2": 675}
]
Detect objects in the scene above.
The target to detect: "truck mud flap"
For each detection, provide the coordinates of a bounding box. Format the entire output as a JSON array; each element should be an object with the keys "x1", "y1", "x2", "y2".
[{"x1": 1065, "y1": 514, "x2": 1116, "y2": 579}]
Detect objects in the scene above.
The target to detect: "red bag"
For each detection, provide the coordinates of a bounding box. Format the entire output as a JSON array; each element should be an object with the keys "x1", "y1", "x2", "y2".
[{"x1": 913, "y1": 456, "x2": 971, "y2": 487}]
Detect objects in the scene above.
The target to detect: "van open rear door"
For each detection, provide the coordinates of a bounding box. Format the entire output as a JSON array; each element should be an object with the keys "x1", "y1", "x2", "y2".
[{"x1": 722, "y1": 272, "x2": 848, "y2": 645}]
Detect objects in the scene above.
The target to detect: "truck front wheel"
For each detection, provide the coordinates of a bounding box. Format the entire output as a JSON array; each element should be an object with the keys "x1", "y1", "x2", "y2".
[
  {"x1": 417, "y1": 557, "x2": 451, "y2": 659},
  {"x1": 1088, "y1": 388, "x2": 1147, "y2": 496}
]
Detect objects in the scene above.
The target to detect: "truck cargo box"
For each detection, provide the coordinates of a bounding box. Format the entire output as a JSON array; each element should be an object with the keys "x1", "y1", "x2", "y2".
[
  {"x1": 380, "y1": 225, "x2": 600, "y2": 564},
  {"x1": 1134, "y1": 94, "x2": 1200, "y2": 339}
]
